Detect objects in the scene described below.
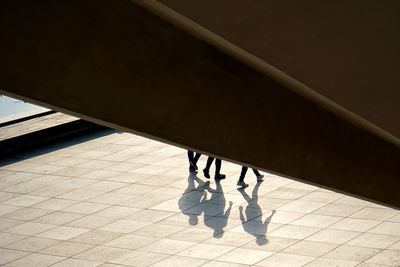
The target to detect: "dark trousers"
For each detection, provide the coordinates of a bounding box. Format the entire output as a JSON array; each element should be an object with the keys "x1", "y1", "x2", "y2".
[
  {"x1": 187, "y1": 151, "x2": 201, "y2": 164},
  {"x1": 204, "y1": 157, "x2": 221, "y2": 175},
  {"x1": 239, "y1": 166, "x2": 260, "y2": 182}
]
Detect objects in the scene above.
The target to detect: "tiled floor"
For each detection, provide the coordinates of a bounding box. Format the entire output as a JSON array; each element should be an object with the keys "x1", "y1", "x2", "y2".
[{"x1": 0, "y1": 129, "x2": 399, "y2": 266}]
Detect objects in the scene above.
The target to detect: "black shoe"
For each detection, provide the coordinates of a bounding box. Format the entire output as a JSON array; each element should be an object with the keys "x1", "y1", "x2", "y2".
[
  {"x1": 214, "y1": 173, "x2": 226, "y2": 180},
  {"x1": 203, "y1": 169, "x2": 210, "y2": 179}
]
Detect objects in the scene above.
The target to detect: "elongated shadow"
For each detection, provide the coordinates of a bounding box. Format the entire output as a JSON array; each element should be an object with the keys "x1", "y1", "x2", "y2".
[
  {"x1": 203, "y1": 180, "x2": 232, "y2": 237},
  {"x1": 238, "y1": 183, "x2": 275, "y2": 245},
  {"x1": 178, "y1": 172, "x2": 209, "y2": 226}
]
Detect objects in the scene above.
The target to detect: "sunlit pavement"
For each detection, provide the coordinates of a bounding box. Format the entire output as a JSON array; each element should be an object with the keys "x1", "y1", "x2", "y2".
[{"x1": 0, "y1": 129, "x2": 399, "y2": 267}]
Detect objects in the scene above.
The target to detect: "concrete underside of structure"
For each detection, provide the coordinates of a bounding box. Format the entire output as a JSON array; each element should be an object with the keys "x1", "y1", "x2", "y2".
[{"x1": 0, "y1": 0, "x2": 399, "y2": 208}]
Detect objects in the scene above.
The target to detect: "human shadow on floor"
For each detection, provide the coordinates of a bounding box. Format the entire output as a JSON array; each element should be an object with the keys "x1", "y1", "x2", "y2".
[
  {"x1": 203, "y1": 180, "x2": 233, "y2": 238},
  {"x1": 178, "y1": 172, "x2": 209, "y2": 226},
  {"x1": 238, "y1": 182, "x2": 275, "y2": 245}
]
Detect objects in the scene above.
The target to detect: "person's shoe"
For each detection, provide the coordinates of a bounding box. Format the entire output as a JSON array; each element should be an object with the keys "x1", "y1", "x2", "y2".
[
  {"x1": 189, "y1": 161, "x2": 198, "y2": 171},
  {"x1": 257, "y1": 175, "x2": 264, "y2": 182},
  {"x1": 237, "y1": 181, "x2": 249, "y2": 188},
  {"x1": 203, "y1": 169, "x2": 210, "y2": 179},
  {"x1": 214, "y1": 173, "x2": 226, "y2": 180},
  {"x1": 189, "y1": 166, "x2": 197, "y2": 173}
]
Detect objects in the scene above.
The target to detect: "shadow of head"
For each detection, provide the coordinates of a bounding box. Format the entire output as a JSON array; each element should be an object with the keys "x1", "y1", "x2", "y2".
[
  {"x1": 189, "y1": 214, "x2": 198, "y2": 225},
  {"x1": 256, "y1": 235, "x2": 268, "y2": 245}
]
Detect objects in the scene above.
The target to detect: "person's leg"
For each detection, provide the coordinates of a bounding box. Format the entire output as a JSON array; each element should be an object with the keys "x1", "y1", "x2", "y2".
[
  {"x1": 203, "y1": 157, "x2": 214, "y2": 178},
  {"x1": 239, "y1": 167, "x2": 248, "y2": 182},
  {"x1": 187, "y1": 151, "x2": 194, "y2": 162},
  {"x1": 252, "y1": 169, "x2": 264, "y2": 182},
  {"x1": 214, "y1": 159, "x2": 226, "y2": 180},
  {"x1": 237, "y1": 166, "x2": 249, "y2": 188},
  {"x1": 188, "y1": 151, "x2": 197, "y2": 172},
  {"x1": 193, "y1": 153, "x2": 201, "y2": 164}
]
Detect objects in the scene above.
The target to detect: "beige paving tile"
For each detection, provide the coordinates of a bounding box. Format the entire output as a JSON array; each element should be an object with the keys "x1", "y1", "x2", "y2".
[
  {"x1": 51, "y1": 258, "x2": 103, "y2": 267},
  {"x1": 66, "y1": 215, "x2": 116, "y2": 229},
  {"x1": 201, "y1": 261, "x2": 249, "y2": 267},
  {"x1": 313, "y1": 204, "x2": 364, "y2": 217},
  {"x1": 99, "y1": 219, "x2": 149, "y2": 233},
  {"x1": 304, "y1": 258, "x2": 358, "y2": 267},
  {"x1": 58, "y1": 189, "x2": 104, "y2": 201},
  {"x1": 157, "y1": 212, "x2": 195, "y2": 226},
  {"x1": 0, "y1": 218, "x2": 25, "y2": 231},
  {"x1": 85, "y1": 181, "x2": 128, "y2": 192},
  {"x1": 368, "y1": 222, "x2": 400, "y2": 236},
  {"x1": 389, "y1": 240, "x2": 400, "y2": 250},
  {"x1": 140, "y1": 238, "x2": 196, "y2": 255},
  {"x1": 299, "y1": 191, "x2": 342, "y2": 203},
  {"x1": 0, "y1": 192, "x2": 20, "y2": 203},
  {"x1": 3, "y1": 195, "x2": 49, "y2": 207},
  {"x1": 149, "y1": 255, "x2": 208, "y2": 267},
  {"x1": 92, "y1": 206, "x2": 141, "y2": 218},
  {"x1": 365, "y1": 250, "x2": 400, "y2": 266},
  {"x1": 323, "y1": 245, "x2": 380, "y2": 262},
  {"x1": 256, "y1": 253, "x2": 314, "y2": 267},
  {"x1": 132, "y1": 222, "x2": 185, "y2": 238},
  {"x1": 170, "y1": 228, "x2": 216, "y2": 243},
  {"x1": 269, "y1": 225, "x2": 320, "y2": 239},
  {"x1": 151, "y1": 197, "x2": 201, "y2": 212},
  {"x1": 216, "y1": 247, "x2": 273, "y2": 265},
  {"x1": 102, "y1": 162, "x2": 144, "y2": 172},
  {"x1": 267, "y1": 210, "x2": 305, "y2": 224},
  {"x1": 29, "y1": 164, "x2": 67, "y2": 174},
  {"x1": 329, "y1": 218, "x2": 380, "y2": 232},
  {"x1": 62, "y1": 202, "x2": 109, "y2": 215},
  {"x1": 230, "y1": 221, "x2": 282, "y2": 236},
  {"x1": 5, "y1": 222, "x2": 56, "y2": 236},
  {"x1": 70, "y1": 230, "x2": 122, "y2": 245},
  {"x1": 284, "y1": 182, "x2": 318, "y2": 191},
  {"x1": 33, "y1": 198, "x2": 78, "y2": 211},
  {"x1": 388, "y1": 213, "x2": 400, "y2": 223},
  {"x1": 50, "y1": 157, "x2": 89, "y2": 167},
  {"x1": 33, "y1": 211, "x2": 83, "y2": 225},
  {"x1": 265, "y1": 188, "x2": 311, "y2": 200},
  {"x1": 356, "y1": 263, "x2": 390, "y2": 267},
  {"x1": 5, "y1": 253, "x2": 65, "y2": 267},
  {"x1": 0, "y1": 204, "x2": 21, "y2": 216},
  {"x1": 115, "y1": 183, "x2": 157, "y2": 195},
  {"x1": 242, "y1": 236, "x2": 299, "y2": 252},
  {"x1": 51, "y1": 167, "x2": 94, "y2": 177},
  {"x1": 88, "y1": 193, "x2": 135, "y2": 205},
  {"x1": 125, "y1": 209, "x2": 175, "y2": 223},
  {"x1": 40, "y1": 241, "x2": 94, "y2": 257},
  {"x1": 306, "y1": 229, "x2": 361, "y2": 244},
  {"x1": 104, "y1": 234, "x2": 159, "y2": 250},
  {"x1": 333, "y1": 196, "x2": 371, "y2": 207},
  {"x1": 5, "y1": 237, "x2": 59, "y2": 252},
  {"x1": 347, "y1": 233, "x2": 400, "y2": 249},
  {"x1": 0, "y1": 232, "x2": 26, "y2": 247},
  {"x1": 110, "y1": 250, "x2": 168, "y2": 266},
  {"x1": 277, "y1": 200, "x2": 326, "y2": 214},
  {"x1": 4, "y1": 207, "x2": 52, "y2": 221},
  {"x1": 282, "y1": 240, "x2": 338, "y2": 257},
  {"x1": 291, "y1": 214, "x2": 341, "y2": 228},
  {"x1": 0, "y1": 248, "x2": 29, "y2": 265},
  {"x1": 349, "y1": 207, "x2": 399, "y2": 221},
  {"x1": 74, "y1": 246, "x2": 132, "y2": 262},
  {"x1": 178, "y1": 243, "x2": 235, "y2": 260},
  {"x1": 37, "y1": 226, "x2": 90, "y2": 240}
]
